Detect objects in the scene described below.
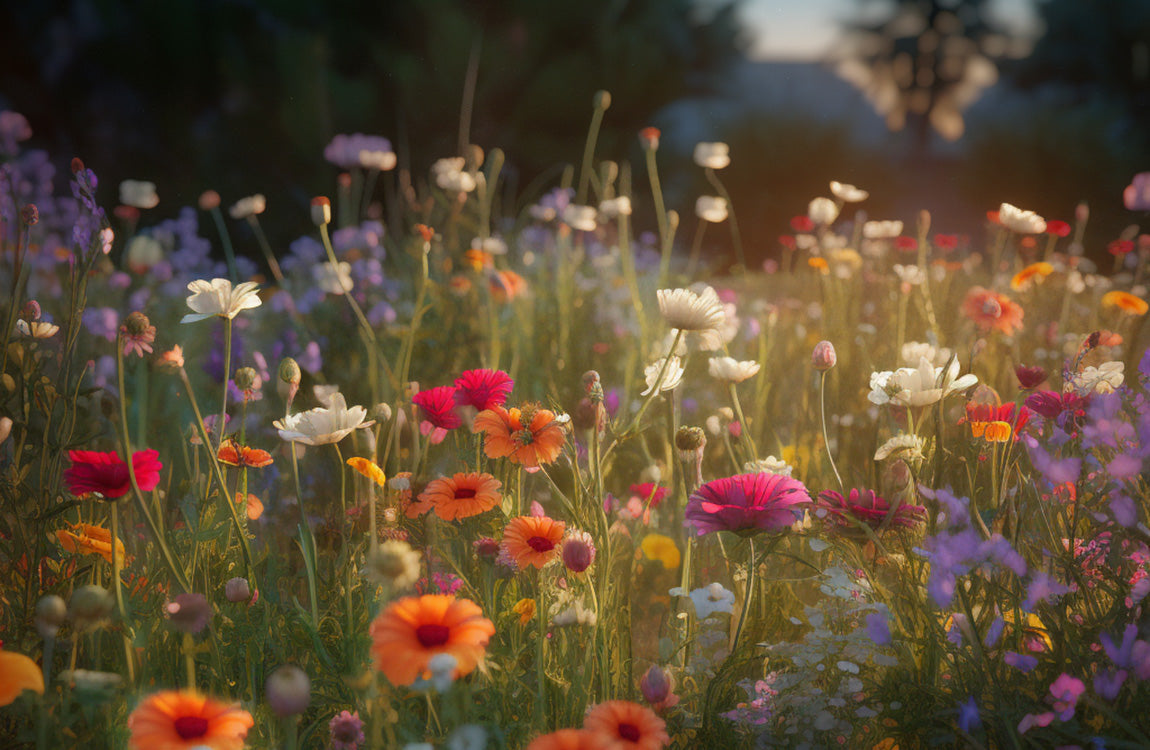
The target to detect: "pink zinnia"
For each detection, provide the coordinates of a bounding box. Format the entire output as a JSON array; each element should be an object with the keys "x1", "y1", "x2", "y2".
[
  {"x1": 64, "y1": 449, "x2": 163, "y2": 499},
  {"x1": 685, "y1": 473, "x2": 810, "y2": 537},
  {"x1": 630, "y1": 482, "x2": 669, "y2": 509},
  {"x1": 412, "y1": 385, "x2": 462, "y2": 430},
  {"x1": 453, "y1": 368, "x2": 514, "y2": 411},
  {"x1": 815, "y1": 489, "x2": 925, "y2": 535}
]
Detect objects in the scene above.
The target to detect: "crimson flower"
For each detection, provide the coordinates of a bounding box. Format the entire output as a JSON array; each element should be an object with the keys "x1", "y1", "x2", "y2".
[
  {"x1": 685, "y1": 473, "x2": 810, "y2": 537},
  {"x1": 962, "y1": 402, "x2": 1031, "y2": 438},
  {"x1": 1015, "y1": 364, "x2": 1047, "y2": 390},
  {"x1": 1108, "y1": 240, "x2": 1135, "y2": 256},
  {"x1": 893, "y1": 236, "x2": 918, "y2": 253},
  {"x1": 790, "y1": 215, "x2": 815, "y2": 233},
  {"x1": 412, "y1": 386, "x2": 462, "y2": 430},
  {"x1": 64, "y1": 450, "x2": 163, "y2": 499},
  {"x1": 1046, "y1": 220, "x2": 1071, "y2": 237},
  {"x1": 815, "y1": 489, "x2": 925, "y2": 535},
  {"x1": 630, "y1": 482, "x2": 669, "y2": 509},
  {"x1": 453, "y1": 369, "x2": 514, "y2": 411}
]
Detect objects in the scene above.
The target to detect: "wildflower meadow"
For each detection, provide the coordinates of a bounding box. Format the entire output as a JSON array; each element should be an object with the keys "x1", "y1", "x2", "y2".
[{"x1": 1, "y1": 91, "x2": 1149, "y2": 750}]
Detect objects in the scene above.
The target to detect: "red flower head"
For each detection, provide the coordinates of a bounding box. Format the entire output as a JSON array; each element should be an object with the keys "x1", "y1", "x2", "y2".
[
  {"x1": 685, "y1": 473, "x2": 810, "y2": 537},
  {"x1": 1108, "y1": 239, "x2": 1135, "y2": 256},
  {"x1": 1046, "y1": 220, "x2": 1071, "y2": 237},
  {"x1": 65, "y1": 450, "x2": 163, "y2": 500},
  {"x1": 933, "y1": 233, "x2": 959, "y2": 251},
  {"x1": 893, "y1": 236, "x2": 918, "y2": 253},
  {"x1": 963, "y1": 402, "x2": 1031, "y2": 440},
  {"x1": 413, "y1": 386, "x2": 462, "y2": 430},
  {"x1": 1014, "y1": 364, "x2": 1047, "y2": 390},
  {"x1": 778, "y1": 234, "x2": 796, "y2": 250},
  {"x1": 453, "y1": 369, "x2": 514, "y2": 411},
  {"x1": 790, "y1": 215, "x2": 815, "y2": 233},
  {"x1": 630, "y1": 483, "x2": 669, "y2": 510},
  {"x1": 815, "y1": 489, "x2": 925, "y2": 535}
]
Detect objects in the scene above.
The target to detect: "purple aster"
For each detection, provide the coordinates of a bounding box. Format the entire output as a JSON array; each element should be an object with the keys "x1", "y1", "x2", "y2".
[
  {"x1": 865, "y1": 612, "x2": 891, "y2": 646},
  {"x1": 1004, "y1": 651, "x2": 1038, "y2": 672},
  {"x1": 957, "y1": 696, "x2": 981, "y2": 734},
  {"x1": 329, "y1": 710, "x2": 365, "y2": 750},
  {"x1": 685, "y1": 473, "x2": 811, "y2": 537}
]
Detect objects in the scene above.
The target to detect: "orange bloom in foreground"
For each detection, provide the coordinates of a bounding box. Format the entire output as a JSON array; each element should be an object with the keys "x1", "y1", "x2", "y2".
[
  {"x1": 502, "y1": 515, "x2": 566, "y2": 569},
  {"x1": 526, "y1": 729, "x2": 603, "y2": 750},
  {"x1": 235, "y1": 493, "x2": 264, "y2": 521},
  {"x1": 473, "y1": 404, "x2": 565, "y2": 467},
  {"x1": 217, "y1": 439, "x2": 273, "y2": 468},
  {"x1": 418, "y1": 472, "x2": 502, "y2": 522},
  {"x1": 0, "y1": 650, "x2": 44, "y2": 707},
  {"x1": 490, "y1": 270, "x2": 527, "y2": 303},
  {"x1": 127, "y1": 690, "x2": 254, "y2": 750},
  {"x1": 961, "y1": 286, "x2": 1024, "y2": 335},
  {"x1": 56, "y1": 522, "x2": 126, "y2": 564},
  {"x1": 1101, "y1": 290, "x2": 1149, "y2": 316},
  {"x1": 347, "y1": 456, "x2": 387, "y2": 487},
  {"x1": 584, "y1": 700, "x2": 670, "y2": 750},
  {"x1": 1010, "y1": 262, "x2": 1053, "y2": 291},
  {"x1": 368, "y1": 594, "x2": 495, "y2": 686}
]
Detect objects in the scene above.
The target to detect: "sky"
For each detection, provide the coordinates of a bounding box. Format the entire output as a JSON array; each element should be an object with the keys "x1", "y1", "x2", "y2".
[{"x1": 738, "y1": 0, "x2": 1043, "y2": 60}]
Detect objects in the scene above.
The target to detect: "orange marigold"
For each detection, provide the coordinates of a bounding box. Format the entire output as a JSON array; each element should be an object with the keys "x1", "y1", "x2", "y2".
[
  {"x1": 501, "y1": 516, "x2": 566, "y2": 569},
  {"x1": 584, "y1": 700, "x2": 670, "y2": 750},
  {"x1": 418, "y1": 472, "x2": 502, "y2": 522},
  {"x1": 368, "y1": 594, "x2": 495, "y2": 686},
  {"x1": 127, "y1": 690, "x2": 254, "y2": 750},
  {"x1": 961, "y1": 287, "x2": 1024, "y2": 335},
  {"x1": 1101, "y1": 290, "x2": 1149, "y2": 316},
  {"x1": 56, "y1": 522, "x2": 126, "y2": 565},
  {"x1": 473, "y1": 404, "x2": 565, "y2": 467}
]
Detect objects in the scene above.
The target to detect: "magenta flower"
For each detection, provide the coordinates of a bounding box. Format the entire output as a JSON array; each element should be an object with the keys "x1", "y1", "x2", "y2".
[
  {"x1": 453, "y1": 368, "x2": 514, "y2": 411},
  {"x1": 814, "y1": 488, "x2": 925, "y2": 535},
  {"x1": 328, "y1": 710, "x2": 365, "y2": 750},
  {"x1": 412, "y1": 385, "x2": 462, "y2": 430},
  {"x1": 685, "y1": 473, "x2": 810, "y2": 536}
]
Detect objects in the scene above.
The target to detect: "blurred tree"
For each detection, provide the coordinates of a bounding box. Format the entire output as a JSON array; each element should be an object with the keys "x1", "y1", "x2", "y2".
[{"x1": 0, "y1": 0, "x2": 745, "y2": 243}]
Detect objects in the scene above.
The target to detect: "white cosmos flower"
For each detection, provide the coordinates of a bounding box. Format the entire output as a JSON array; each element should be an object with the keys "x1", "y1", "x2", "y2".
[
  {"x1": 15, "y1": 319, "x2": 59, "y2": 339},
  {"x1": 695, "y1": 196, "x2": 728, "y2": 223},
  {"x1": 670, "y1": 583, "x2": 735, "y2": 620},
  {"x1": 874, "y1": 433, "x2": 925, "y2": 461},
  {"x1": 808, "y1": 197, "x2": 839, "y2": 225},
  {"x1": 119, "y1": 179, "x2": 159, "y2": 209},
  {"x1": 893, "y1": 264, "x2": 926, "y2": 286},
  {"x1": 863, "y1": 220, "x2": 904, "y2": 239},
  {"x1": 867, "y1": 356, "x2": 978, "y2": 408},
  {"x1": 901, "y1": 341, "x2": 952, "y2": 367},
  {"x1": 432, "y1": 158, "x2": 477, "y2": 193},
  {"x1": 1070, "y1": 361, "x2": 1124, "y2": 395},
  {"x1": 561, "y1": 204, "x2": 598, "y2": 232},
  {"x1": 641, "y1": 356, "x2": 684, "y2": 396},
  {"x1": 314, "y1": 261, "x2": 353, "y2": 294},
  {"x1": 829, "y1": 180, "x2": 868, "y2": 202},
  {"x1": 181, "y1": 279, "x2": 262, "y2": 323},
  {"x1": 693, "y1": 142, "x2": 731, "y2": 170},
  {"x1": 743, "y1": 456, "x2": 794, "y2": 476},
  {"x1": 274, "y1": 392, "x2": 374, "y2": 446},
  {"x1": 598, "y1": 196, "x2": 632, "y2": 219},
  {"x1": 708, "y1": 356, "x2": 760, "y2": 383},
  {"x1": 229, "y1": 194, "x2": 266, "y2": 219},
  {"x1": 998, "y1": 202, "x2": 1046, "y2": 234},
  {"x1": 657, "y1": 287, "x2": 726, "y2": 343}
]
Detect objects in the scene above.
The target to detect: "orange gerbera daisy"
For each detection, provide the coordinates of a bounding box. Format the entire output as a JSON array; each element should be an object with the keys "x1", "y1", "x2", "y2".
[
  {"x1": 473, "y1": 404, "x2": 566, "y2": 468},
  {"x1": 584, "y1": 700, "x2": 670, "y2": 750},
  {"x1": 526, "y1": 729, "x2": 602, "y2": 750},
  {"x1": 127, "y1": 690, "x2": 254, "y2": 750},
  {"x1": 217, "y1": 439, "x2": 273, "y2": 468},
  {"x1": 56, "y1": 522, "x2": 126, "y2": 564},
  {"x1": 1010, "y1": 262, "x2": 1053, "y2": 291},
  {"x1": 0, "y1": 650, "x2": 44, "y2": 707},
  {"x1": 961, "y1": 287, "x2": 1024, "y2": 335},
  {"x1": 1101, "y1": 290, "x2": 1149, "y2": 316},
  {"x1": 418, "y1": 472, "x2": 502, "y2": 522},
  {"x1": 501, "y1": 516, "x2": 566, "y2": 569},
  {"x1": 368, "y1": 594, "x2": 495, "y2": 686}
]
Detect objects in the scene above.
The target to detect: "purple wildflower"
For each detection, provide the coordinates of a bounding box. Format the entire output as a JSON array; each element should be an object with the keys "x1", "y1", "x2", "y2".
[
  {"x1": 329, "y1": 710, "x2": 365, "y2": 750},
  {"x1": 865, "y1": 612, "x2": 891, "y2": 646},
  {"x1": 1004, "y1": 651, "x2": 1038, "y2": 672},
  {"x1": 957, "y1": 696, "x2": 981, "y2": 734}
]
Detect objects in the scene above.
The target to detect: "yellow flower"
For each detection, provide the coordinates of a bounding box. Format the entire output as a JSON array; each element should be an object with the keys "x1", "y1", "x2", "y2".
[
  {"x1": 55, "y1": 522, "x2": 126, "y2": 565},
  {"x1": 807, "y1": 257, "x2": 829, "y2": 274},
  {"x1": 640, "y1": 533, "x2": 681, "y2": 570},
  {"x1": 347, "y1": 457, "x2": 387, "y2": 487},
  {"x1": 513, "y1": 598, "x2": 536, "y2": 625},
  {"x1": 0, "y1": 650, "x2": 44, "y2": 706}
]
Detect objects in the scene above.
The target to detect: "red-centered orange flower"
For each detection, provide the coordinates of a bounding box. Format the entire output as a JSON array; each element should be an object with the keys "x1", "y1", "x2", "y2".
[
  {"x1": 502, "y1": 516, "x2": 566, "y2": 569},
  {"x1": 1010, "y1": 262, "x2": 1053, "y2": 291},
  {"x1": 368, "y1": 594, "x2": 495, "y2": 686},
  {"x1": 490, "y1": 270, "x2": 527, "y2": 303},
  {"x1": 526, "y1": 729, "x2": 602, "y2": 750},
  {"x1": 584, "y1": 700, "x2": 670, "y2": 750},
  {"x1": 127, "y1": 690, "x2": 254, "y2": 750},
  {"x1": 961, "y1": 287, "x2": 1024, "y2": 335},
  {"x1": 1101, "y1": 290, "x2": 1149, "y2": 316},
  {"x1": 473, "y1": 404, "x2": 565, "y2": 467},
  {"x1": 0, "y1": 650, "x2": 44, "y2": 707},
  {"x1": 347, "y1": 457, "x2": 387, "y2": 487},
  {"x1": 217, "y1": 439, "x2": 273, "y2": 468},
  {"x1": 56, "y1": 522, "x2": 127, "y2": 564},
  {"x1": 418, "y1": 473, "x2": 502, "y2": 522},
  {"x1": 981, "y1": 421, "x2": 1012, "y2": 442}
]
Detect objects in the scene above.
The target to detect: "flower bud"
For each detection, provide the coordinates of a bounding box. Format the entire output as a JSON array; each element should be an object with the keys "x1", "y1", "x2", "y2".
[
  {"x1": 1076, "y1": 202, "x2": 1089, "y2": 224},
  {"x1": 266, "y1": 664, "x2": 311, "y2": 718},
  {"x1": 370, "y1": 402, "x2": 393, "y2": 423},
  {"x1": 20, "y1": 300, "x2": 41, "y2": 321},
  {"x1": 0, "y1": 416, "x2": 12, "y2": 445},
  {"x1": 198, "y1": 190, "x2": 221, "y2": 210},
  {"x1": 21, "y1": 204, "x2": 38, "y2": 225},
  {"x1": 225, "y1": 577, "x2": 251, "y2": 603},
  {"x1": 812, "y1": 340, "x2": 837, "y2": 371},
  {"x1": 311, "y1": 196, "x2": 331, "y2": 227},
  {"x1": 279, "y1": 358, "x2": 301, "y2": 386},
  {"x1": 35, "y1": 594, "x2": 68, "y2": 638},
  {"x1": 165, "y1": 593, "x2": 212, "y2": 634},
  {"x1": 69, "y1": 585, "x2": 115, "y2": 632},
  {"x1": 640, "y1": 664, "x2": 674, "y2": 706},
  {"x1": 594, "y1": 90, "x2": 612, "y2": 110},
  {"x1": 562, "y1": 531, "x2": 596, "y2": 573},
  {"x1": 123, "y1": 311, "x2": 152, "y2": 337},
  {"x1": 639, "y1": 127, "x2": 660, "y2": 151},
  {"x1": 234, "y1": 366, "x2": 259, "y2": 392},
  {"x1": 71, "y1": 157, "x2": 85, "y2": 174}
]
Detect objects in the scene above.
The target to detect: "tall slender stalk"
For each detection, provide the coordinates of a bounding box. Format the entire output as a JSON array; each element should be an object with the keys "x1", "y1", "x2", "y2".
[
  {"x1": 819, "y1": 371, "x2": 844, "y2": 493},
  {"x1": 704, "y1": 168, "x2": 745, "y2": 271}
]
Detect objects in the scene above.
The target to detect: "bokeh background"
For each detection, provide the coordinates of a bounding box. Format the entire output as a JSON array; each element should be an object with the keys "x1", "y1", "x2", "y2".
[{"x1": 1, "y1": 0, "x2": 1147, "y2": 266}]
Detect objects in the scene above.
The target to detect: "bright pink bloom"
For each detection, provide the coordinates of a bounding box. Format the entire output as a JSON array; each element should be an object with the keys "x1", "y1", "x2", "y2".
[
  {"x1": 64, "y1": 449, "x2": 163, "y2": 499},
  {"x1": 630, "y1": 482, "x2": 669, "y2": 509},
  {"x1": 412, "y1": 386, "x2": 461, "y2": 430},
  {"x1": 453, "y1": 369, "x2": 514, "y2": 411},
  {"x1": 685, "y1": 473, "x2": 810, "y2": 537},
  {"x1": 815, "y1": 489, "x2": 925, "y2": 534}
]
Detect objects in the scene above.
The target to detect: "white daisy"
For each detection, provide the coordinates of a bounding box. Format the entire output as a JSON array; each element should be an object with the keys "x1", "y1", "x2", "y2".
[
  {"x1": 118, "y1": 179, "x2": 159, "y2": 209},
  {"x1": 274, "y1": 392, "x2": 374, "y2": 446},
  {"x1": 708, "y1": 356, "x2": 760, "y2": 383},
  {"x1": 641, "y1": 356, "x2": 685, "y2": 396},
  {"x1": 181, "y1": 279, "x2": 262, "y2": 323},
  {"x1": 657, "y1": 286, "x2": 725, "y2": 341},
  {"x1": 998, "y1": 202, "x2": 1046, "y2": 234},
  {"x1": 695, "y1": 196, "x2": 728, "y2": 223},
  {"x1": 829, "y1": 180, "x2": 868, "y2": 202},
  {"x1": 693, "y1": 142, "x2": 731, "y2": 170}
]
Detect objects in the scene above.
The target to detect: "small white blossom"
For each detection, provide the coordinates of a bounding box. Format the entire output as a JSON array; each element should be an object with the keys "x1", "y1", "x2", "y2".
[
  {"x1": 642, "y1": 356, "x2": 684, "y2": 396},
  {"x1": 998, "y1": 202, "x2": 1046, "y2": 234},
  {"x1": 863, "y1": 220, "x2": 904, "y2": 239},
  {"x1": 808, "y1": 197, "x2": 839, "y2": 225},
  {"x1": 708, "y1": 356, "x2": 760, "y2": 383},
  {"x1": 229, "y1": 194, "x2": 266, "y2": 219},
  {"x1": 829, "y1": 180, "x2": 868, "y2": 202},
  {"x1": 695, "y1": 196, "x2": 728, "y2": 223},
  {"x1": 314, "y1": 261, "x2": 353, "y2": 294},
  {"x1": 693, "y1": 141, "x2": 731, "y2": 170},
  {"x1": 119, "y1": 180, "x2": 159, "y2": 209}
]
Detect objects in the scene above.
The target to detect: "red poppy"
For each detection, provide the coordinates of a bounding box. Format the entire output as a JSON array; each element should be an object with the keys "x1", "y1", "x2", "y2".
[
  {"x1": 64, "y1": 450, "x2": 162, "y2": 499},
  {"x1": 1014, "y1": 365, "x2": 1047, "y2": 390},
  {"x1": 1046, "y1": 220, "x2": 1071, "y2": 237},
  {"x1": 790, "y1": 215, "x2": 815, "y2": 233},
  {"x1": 778, "y1": 234, "x2": 796, "y2": 250},
  {"x1": 630, "y1": 483, "x2": 669, "y2": 509},
  {"x1": 413, "y1": 386, "x2": 462, "y2": 430},
  {"x1": 1108, "y1": 239, "x2": 1135, "y2": 256},
  {"x1": 453, "y1": 369, "x2": 514, "y2": 411},
  {"x1": 893, "y1": 236, "x2": 918, "y2": 252},
  {"x1": 933, "y1": 233, "x2": 959, "y2": 251}
]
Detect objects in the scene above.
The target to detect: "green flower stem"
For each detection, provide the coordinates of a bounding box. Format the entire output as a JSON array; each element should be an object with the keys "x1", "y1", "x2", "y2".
[
  {"x1": 731, "y1": 536, "x2": 756, "y2": 655},
  {"x1": 645, "y1": 148, "x2": 671, "y2": 287},
  {"x1": 397, "y1": 245, "x2": 432, "y2": 388},
  {"x1": 333, "y1": 442, "x2": 355, "y2": 640},
  {"x1": 704, "y1": 167, "x2": 745, "y2": 271},
  {"x1": 685, "y1": 220, "x2": 707, "y2": 278},
  {"x1": 617, "y1": 163, "x2": 648, "y2": 344},
  {"x1": 217, "y1": 317, "x2": 232, "y2": 452},
  {"x1": 208, "y1": 206, "x2": 239, "y2": 283},
  {"x1": 818, "y1": 371, "x2": 844, "y2": 494},
  {"x1": 109, "y1": 502, "x2": 135, "y2": 684},
  {"x1": 183, "y1": 632, "x2": 196, "y2": 690},
  {"x1": 729, "y1": 381, "x2": 759, "y2": 463},
  {"x1": 534, "y1": 570, "x2": 549, "y2": 729},
  {"x1": 247, "y1": 215, "x2": 284, "y2": 283},
  {"x1": 619, "y1": 328, "x2": 684, "y2": 441},
  {"x1": 576, "y1": 98, "x2": 607, "y2": 205}
]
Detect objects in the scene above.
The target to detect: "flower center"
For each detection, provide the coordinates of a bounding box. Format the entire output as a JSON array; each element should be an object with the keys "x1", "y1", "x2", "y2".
[
  {"x1": 526, "y1": 536, "x2": 555, "y2": 553},
  {"x1": 173, "y1": 716, "x2": 210, "y2": 740},
  {"x1": 415, "y1": 624, "x2": 451, "y2": 648},
  {"x1": 618, "y1": 722, "x2": 641, "y2": 742},
  {"x1": 333, "y1": 722, "x2": 360, "y2": 741},
  {"x1": 513, "y1": 429, "x2": 535, "y2": 446},
  {"x1": 455, "y1": 488, "x2": 477, "y2": 499}
]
